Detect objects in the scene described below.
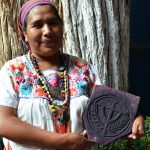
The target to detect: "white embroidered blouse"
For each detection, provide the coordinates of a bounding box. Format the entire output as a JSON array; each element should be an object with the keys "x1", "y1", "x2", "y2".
[{"x1": 0, "y1": 54, "x2": 101, "y2": 150}]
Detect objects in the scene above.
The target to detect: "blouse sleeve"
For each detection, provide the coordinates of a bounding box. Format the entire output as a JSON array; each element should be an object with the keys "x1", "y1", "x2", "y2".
[
  {"x1": 90, "y1": 64, "x2": 102, "y2": 85},
  {"x1": 0, "y1": 62, "x2": 18, "y2": 108},
  {"x1": 85, "y1": 64, "x2": 101, "y2": 97}
]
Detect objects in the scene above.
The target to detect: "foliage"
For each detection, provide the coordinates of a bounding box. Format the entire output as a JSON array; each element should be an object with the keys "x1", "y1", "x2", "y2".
[
  {"x1": 99, "y1": 116, "x2": 150, "y2": 150},
  {"x1": 0, "y1": 137, "x2": 3, "y2": 150}
]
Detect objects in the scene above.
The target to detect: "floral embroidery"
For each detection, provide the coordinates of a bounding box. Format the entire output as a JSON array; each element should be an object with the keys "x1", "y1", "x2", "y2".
[
  {"x1": 10, "y1": 64, "x2": 16, "y2": 71},
  {"x1": 70, "y1": 88, "x2": 78, "y2": 96},
  {"x1": 83, "y1": 70, "x2": 90, "y2": 77},
  {"x1": 19, "y1": 83, "x2": 33, "y2": 96},
  {"x1": 10, "y1": 76, "x2": 19, "y2": 92},
  {"x1": 7, "y1": 55, "x2": 97, "y2": 98},
  {"x1": 70, "y1": 69, "x2": 79, "y2": 80},
  {"x1": 77, "y1": 81, "x2": 87, "y2": 93},
  {"x1": 10, "y1": 61, "x2": 25, "y2": 72},
  {"x1": 34, "y1": 87, "x2": 45, "y2": 96},
  {"x1": 8, "y1": 63, "x2": 23, "y2": 92},
  {"x1": 24, "y1": 69, "x2": 32, "y2": 77}
]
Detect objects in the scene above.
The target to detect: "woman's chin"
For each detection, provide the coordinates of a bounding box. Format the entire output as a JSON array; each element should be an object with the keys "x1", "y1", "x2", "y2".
[
  {"x1": 42, "y1": 42, "x2": 55, "y2": 48},
  {"x1": 40, "y1": 48, "x2": 60, "y2": 57}
]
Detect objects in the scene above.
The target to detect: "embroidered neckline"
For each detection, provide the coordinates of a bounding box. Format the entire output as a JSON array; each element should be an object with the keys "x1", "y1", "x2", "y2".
[{"x1": 28, "y1": 50, "x2": 70, "y2": 133}]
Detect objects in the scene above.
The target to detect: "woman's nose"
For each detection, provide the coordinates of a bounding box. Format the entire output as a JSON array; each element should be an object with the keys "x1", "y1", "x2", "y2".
[{"x1": 43, "y1": 24, "x2": 52, "y2": 35}]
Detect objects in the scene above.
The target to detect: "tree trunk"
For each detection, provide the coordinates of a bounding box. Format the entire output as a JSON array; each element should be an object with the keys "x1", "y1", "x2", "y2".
[
  {"x1": 0, "y1": 0, "x2": 130, "y2": 91},
  {"x1": 61, "y1": 0, "x2": 130, "y2": 91},
  {"x1": 0, "y1": 0, "x2": 19, "y2": 68}
]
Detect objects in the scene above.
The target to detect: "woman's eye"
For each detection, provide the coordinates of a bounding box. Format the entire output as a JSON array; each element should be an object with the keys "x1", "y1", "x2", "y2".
[
  {"x1": 34, "y1": 24, "x2": 42, "y2": 28},
  {"x1": 33, "y1": 22, "x2": 43, "y2": 28},
  {"x1": 48, "y1": 19, "x2": 60, "y2": 26}
]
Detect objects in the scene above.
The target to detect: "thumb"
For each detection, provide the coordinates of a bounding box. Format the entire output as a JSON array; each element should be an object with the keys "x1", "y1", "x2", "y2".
[{"x1": 81, "y1": 130, "x2": 87, "y2": 137}]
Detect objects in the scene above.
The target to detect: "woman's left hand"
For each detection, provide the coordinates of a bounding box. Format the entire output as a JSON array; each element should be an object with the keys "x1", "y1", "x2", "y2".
[{"x1": 127, "y1": 113, "x2": 144, "y2": 140}]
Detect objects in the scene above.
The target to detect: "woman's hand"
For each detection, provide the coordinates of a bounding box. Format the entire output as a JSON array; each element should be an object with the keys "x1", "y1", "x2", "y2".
[
  {"x1": 0, "y1": 105, "x2": 91, "y2": 149},
  {"x1": 127, "y1": 113, "x2": 144, "y2": 140},
  {"x1": 58, "y1": 130, "x2": 92, "y2": 150}
]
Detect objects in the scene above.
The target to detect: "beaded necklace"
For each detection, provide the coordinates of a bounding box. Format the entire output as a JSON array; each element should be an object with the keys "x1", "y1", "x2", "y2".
[{"x1": 28, "y1": 50, "x2": 70, "y2": 133}]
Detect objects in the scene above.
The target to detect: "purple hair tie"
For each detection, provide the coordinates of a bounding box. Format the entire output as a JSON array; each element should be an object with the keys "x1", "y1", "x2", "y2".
[{"x1": 20, "y1": 0, "x2": 57, "y2": 26}]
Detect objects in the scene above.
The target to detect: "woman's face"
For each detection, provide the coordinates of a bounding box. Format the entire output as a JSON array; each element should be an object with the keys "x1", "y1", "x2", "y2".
[{"x1": 24, "y1": 5, "x2": 63, "y2": 57}]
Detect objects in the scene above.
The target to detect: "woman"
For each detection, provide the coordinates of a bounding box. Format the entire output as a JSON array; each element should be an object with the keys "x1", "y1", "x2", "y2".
[{"x1": 0, "y1": 0, "x2": 144, "y2": 150}]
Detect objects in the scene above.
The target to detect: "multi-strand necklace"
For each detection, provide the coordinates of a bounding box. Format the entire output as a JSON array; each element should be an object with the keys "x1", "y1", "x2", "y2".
[{"x1": 28, "y1": 50, "x2": 70, "y2": 133}]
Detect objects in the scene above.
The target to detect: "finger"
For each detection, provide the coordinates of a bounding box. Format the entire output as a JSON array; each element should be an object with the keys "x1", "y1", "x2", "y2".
[
  {"x1": 81, "y1": 130, "x2": 87, "y2": 137},
  {"x1": 132, "y1": 121, "x2": 138, "y2": 135},
  {"x1": 127, "y1": 122, "x2": 138, "y2": 140},
  {"x1": 138, "y1": 124, "x2": 145, "y2": 136},
  {"x1": 128, "y1": 124, "x2": 144, "y2": 140},
  {"x1": 127, "y1": 133, "x2": 136, "y2": 140}
]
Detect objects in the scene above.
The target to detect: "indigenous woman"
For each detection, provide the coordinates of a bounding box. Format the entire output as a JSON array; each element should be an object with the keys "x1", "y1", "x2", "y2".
[{"x1": 0, "y1": 0, "x2": 144, "y2": 150}]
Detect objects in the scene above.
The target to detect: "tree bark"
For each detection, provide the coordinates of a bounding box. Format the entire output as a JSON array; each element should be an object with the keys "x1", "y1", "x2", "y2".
[
  {"x1": 61, "y1": 0, "x2": 130, "y2": 91},
  {"x1": 0, "y1": 0, "x2": 130, "y2": 91},
  {"x1": 0, "y1": 0, "x2": 18, "y2": 68}
]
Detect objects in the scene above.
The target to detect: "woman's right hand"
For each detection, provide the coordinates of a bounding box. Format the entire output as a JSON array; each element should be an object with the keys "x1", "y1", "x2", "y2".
[
  {"x1": 58, "y1": 130, "x2": 92, "y2": 150},
  {"x1": 0, "y1": 105, "x2": 92, "y2": 150}
]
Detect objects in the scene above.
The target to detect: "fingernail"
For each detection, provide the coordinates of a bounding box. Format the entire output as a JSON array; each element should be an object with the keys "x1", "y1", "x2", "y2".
[{"x1": 133, "y1": 135, "x2": 136, "y2": 139}]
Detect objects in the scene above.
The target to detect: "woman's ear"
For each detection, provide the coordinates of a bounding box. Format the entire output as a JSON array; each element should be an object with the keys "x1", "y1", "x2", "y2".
[{"x1": 23, "y1": 31, "x2": 28, "y2": 42}]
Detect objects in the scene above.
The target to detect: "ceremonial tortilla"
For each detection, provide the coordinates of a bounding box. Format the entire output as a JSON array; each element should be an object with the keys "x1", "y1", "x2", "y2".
[{"x1": 83, "y1": 85, "x2": 140, "y2": 145}]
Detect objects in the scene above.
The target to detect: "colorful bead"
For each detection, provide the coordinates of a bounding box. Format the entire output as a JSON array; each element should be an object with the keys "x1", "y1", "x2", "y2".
[
  {"x1": 52, "y1": 109, "x2": 56, "y2": 113},
  {"x1": 42, "y1": 86, "x2": 46, "y2": 89},
  {"x1": 51, "y1": 105, "x2": 54, "y2": 108},
  {"x1": 47, "y1": 97, "x2": 51, "y2": 101}
]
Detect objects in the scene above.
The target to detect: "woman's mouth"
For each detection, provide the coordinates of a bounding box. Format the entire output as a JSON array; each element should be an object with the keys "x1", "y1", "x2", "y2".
[{"x1": 42, "y1": 40, "x2": 55, "y2": 47}]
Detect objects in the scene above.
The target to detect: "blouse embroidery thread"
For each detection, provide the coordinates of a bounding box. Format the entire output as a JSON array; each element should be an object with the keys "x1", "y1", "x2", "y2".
[{"x1": 7, "y1": 55, "x2": 95, "y2": 98}]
